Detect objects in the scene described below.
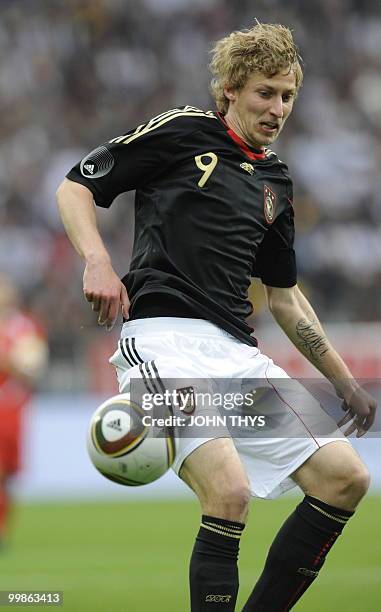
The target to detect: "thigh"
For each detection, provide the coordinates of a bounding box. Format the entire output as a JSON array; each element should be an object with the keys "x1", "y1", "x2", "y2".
[
  {"x1": 292, "y1": 440, "x2": 365, "y2": 499},
  {"x1": 179, "y1": 437, "x2": 251, "y2": 519}
]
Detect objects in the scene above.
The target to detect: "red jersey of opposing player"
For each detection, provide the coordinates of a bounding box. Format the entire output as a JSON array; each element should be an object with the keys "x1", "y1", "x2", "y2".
[{"x1": 0, "y1": 297, "x2": 48, "y2": 476}]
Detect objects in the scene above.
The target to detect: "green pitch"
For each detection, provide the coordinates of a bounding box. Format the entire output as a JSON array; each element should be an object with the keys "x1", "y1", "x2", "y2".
[{"x1": 0, "y1": 495, "x2": 380, "y2": 611}]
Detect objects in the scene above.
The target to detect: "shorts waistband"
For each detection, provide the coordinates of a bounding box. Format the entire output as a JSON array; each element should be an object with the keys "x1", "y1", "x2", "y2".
[{"x1": 121, "y1": 317, "x2": 238, "y2": 340}]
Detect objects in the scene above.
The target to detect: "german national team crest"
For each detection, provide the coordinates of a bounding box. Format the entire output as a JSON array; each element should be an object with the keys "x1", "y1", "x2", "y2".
[{"x1": 263, "y1": 185, "x2": 276, "y2": 224}]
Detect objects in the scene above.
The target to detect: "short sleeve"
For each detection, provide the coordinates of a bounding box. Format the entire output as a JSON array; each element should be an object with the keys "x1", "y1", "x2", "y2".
[
  {"x1": 65, "y1": 113, "x2": 183, "y2": 208},
  {"x1": 253, "y1": 202, "x2": 297, "y2": 287}
]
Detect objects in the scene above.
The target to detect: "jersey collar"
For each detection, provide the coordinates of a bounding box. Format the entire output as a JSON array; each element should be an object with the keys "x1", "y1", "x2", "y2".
[{"x1": 216, "y1": 112, "x2": 266, "y2": 161}]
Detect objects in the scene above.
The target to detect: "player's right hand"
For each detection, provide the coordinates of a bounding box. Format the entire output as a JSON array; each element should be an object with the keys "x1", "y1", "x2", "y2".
[{"x1": 83, "y1": 260, "x2": 130, "y2": 330}]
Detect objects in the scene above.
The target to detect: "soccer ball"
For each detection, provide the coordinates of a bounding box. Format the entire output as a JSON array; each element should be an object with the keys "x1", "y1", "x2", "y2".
[{"x1": 87, "y1": 393, "x2": 175, "y2": 486}]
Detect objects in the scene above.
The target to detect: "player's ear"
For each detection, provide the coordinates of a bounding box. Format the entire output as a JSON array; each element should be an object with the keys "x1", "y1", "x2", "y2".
[{"x1": 223, "y1": 86, "x2": 237, "y2": 103}]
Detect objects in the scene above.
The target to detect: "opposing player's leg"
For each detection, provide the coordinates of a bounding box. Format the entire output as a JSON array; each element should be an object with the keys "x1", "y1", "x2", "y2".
[
  {"x1": 242, "y1": 441, "x2": 370, "y2": 611},
  {"x1": 180, "y1": 438, "x2": 251, "y2": 611},
  {"x1": 0, "y1": 425, "x2": 17, "y2": 549},
  {"x1": 0, "y1": 469, "x2": 10, "y2": 548}
]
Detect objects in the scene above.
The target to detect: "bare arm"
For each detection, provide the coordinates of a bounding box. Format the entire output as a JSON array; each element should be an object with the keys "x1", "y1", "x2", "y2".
[
  {"x1": 264, "y1": 284, "x2": 377, "y2": 436},
  {"x1": 56, "y1": 178, "x2": 129, "y2": 329}
]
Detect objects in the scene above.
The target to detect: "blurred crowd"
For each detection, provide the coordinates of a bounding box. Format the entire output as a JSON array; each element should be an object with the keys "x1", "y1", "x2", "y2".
[{"x1": 0, "y1": 0, "x2": 380, "y2": 386}]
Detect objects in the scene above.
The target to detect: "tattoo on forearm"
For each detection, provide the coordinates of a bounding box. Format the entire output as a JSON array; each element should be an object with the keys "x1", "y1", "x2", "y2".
[{"x1": 295, "y1": 318, "x2": 329, "y2": 361}]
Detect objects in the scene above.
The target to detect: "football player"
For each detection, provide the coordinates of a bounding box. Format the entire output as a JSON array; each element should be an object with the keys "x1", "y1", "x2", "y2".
[
  {"x1": 57, "y1": 23, "x2": 376, "y2": 611},
  {"x1": 0, "y1": 275, "x2": 48, "y2": 547}
]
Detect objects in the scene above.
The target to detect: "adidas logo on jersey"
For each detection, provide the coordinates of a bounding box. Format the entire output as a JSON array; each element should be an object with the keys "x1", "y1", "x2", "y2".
[
  {"x1": 240, "y1": 162, "x2": 254, "y2": 175},
  {"x1": 107, "y1": 418, "x2": 122, "y2": 432},
  {"x1": 83, "y1": 163, "x2": 95, "y2": 174}
]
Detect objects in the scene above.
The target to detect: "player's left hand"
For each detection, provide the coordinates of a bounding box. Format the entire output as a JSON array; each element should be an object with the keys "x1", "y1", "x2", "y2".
[{"x1": 337, "y1": 385, "x2": 377, "y2": 437}]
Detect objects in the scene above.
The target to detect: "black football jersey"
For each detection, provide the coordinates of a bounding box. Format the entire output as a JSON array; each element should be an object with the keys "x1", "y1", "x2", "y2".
[{"x1": 66, "y1": 105, "x2": 297, "y2": 346}]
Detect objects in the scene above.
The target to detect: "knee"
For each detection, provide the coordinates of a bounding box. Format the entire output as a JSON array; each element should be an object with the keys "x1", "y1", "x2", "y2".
[
  {"x1": 347, "y1": 463, "x2": 370, "y2": 499},
  {"x1": 204, "y1": 481, "x2": 251, "y2": 523},
  {"x1": 224, "y1": 483, "x2": 252, "y2": 520},
  {"x1": 337, "y1": 462, "x2": 370, "y2": 504}
]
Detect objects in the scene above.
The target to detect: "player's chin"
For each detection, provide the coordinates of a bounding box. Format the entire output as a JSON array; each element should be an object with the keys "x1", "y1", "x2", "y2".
[
  {"x1": 253, "y1": 128, "x2": 277, "y2": 147},
  {"x1": 264, "y1": 129, "x2": 279, "y2": 143},
  {"x1": 266, "y1": 132, "x2": 281, "y2": 147}
]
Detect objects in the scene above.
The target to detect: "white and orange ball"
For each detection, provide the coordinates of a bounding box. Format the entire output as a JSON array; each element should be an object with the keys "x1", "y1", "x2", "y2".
[{"x1": 87, "y1": 393, "x2": 175, "y2": 486}]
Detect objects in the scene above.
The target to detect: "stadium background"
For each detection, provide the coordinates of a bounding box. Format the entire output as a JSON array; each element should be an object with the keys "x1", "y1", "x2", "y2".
[{"x1": 0, "y1": 0, "x2": 380, "y2": 610}]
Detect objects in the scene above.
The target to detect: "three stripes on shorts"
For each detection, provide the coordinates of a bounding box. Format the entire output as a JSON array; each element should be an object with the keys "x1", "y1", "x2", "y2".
[
  {"x1": 119, "y1": 338, "x2": 165, "y2": 396},
  {"x1": 118, "y1": 337, "x2": 176, "y2": 465}
]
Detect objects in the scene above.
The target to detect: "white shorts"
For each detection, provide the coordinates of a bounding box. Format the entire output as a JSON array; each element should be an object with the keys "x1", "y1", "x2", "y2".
[{"x1": 109, "y1": 317, "x2": 349, "y2": 499}]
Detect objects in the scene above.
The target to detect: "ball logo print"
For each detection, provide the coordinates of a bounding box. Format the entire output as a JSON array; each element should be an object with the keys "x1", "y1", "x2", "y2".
[{"x1": 87, "y1": 393, "x2": 175, "y2": 486}]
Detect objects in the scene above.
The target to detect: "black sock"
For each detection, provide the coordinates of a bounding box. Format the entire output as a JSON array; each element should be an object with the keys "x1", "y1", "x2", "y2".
[
  {"x1": 189, "y1": 515, "x2": 245, "y2": 611},
  {"x1": 242, "y1": 496, "x2": 354, "y2": 611}
]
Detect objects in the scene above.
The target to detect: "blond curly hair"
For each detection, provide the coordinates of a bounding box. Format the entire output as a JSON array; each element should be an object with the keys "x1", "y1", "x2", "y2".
[{"x1": 209, "y1": 22, "x2": 303, "y2": 114}]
